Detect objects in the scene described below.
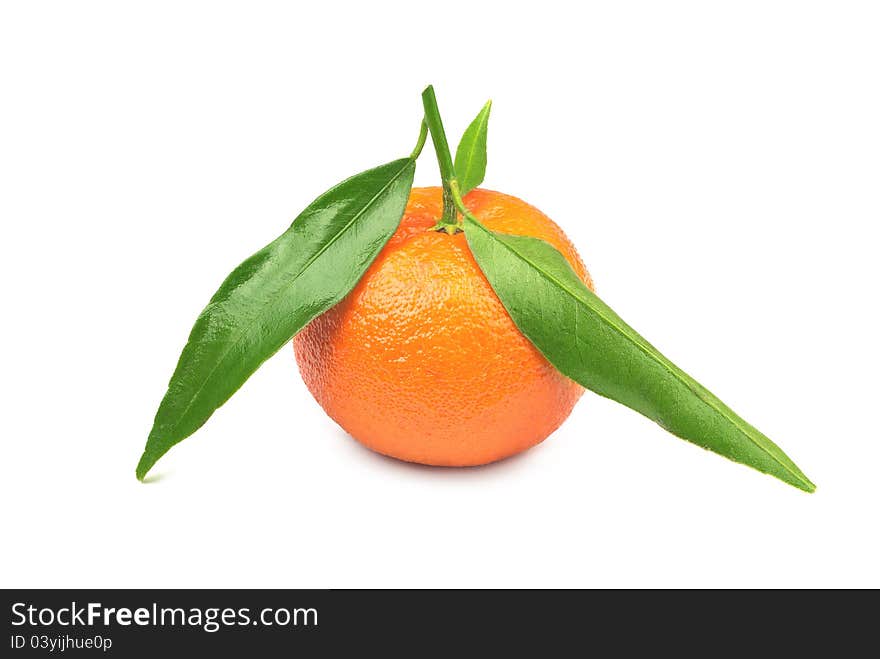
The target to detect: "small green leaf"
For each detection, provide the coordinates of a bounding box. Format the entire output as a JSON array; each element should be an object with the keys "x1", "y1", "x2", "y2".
[
  {"x1": 463, "y1": 215, "x2": 815, "y2": 492},
  {"x1": 454, "y1": 100, "x2": 492, "y2": 196},
  {"x1": 137, "y1": 157, "x2": 416, "y2": 480}
]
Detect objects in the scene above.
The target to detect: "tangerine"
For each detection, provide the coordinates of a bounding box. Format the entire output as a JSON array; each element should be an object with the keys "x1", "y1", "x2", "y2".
[{"x1": 293, "y1": 187, "x2": 593, "y2": 466}]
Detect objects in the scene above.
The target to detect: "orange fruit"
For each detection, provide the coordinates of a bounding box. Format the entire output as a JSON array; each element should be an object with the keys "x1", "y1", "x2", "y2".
[{"x1": 293, "y1": 187, "x2": 593, "y2": 466}]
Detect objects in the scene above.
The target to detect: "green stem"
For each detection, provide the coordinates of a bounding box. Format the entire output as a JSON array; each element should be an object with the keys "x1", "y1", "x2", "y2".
[
  {"x1": 410, "y1": 120, "x2": 428, "y2": 159},
  {"x1": 421, "y1": 85, "x2": 460, "y2": 231},
  {"x1": 449, "y1": 179, "x2": 473, "y2": 217}
]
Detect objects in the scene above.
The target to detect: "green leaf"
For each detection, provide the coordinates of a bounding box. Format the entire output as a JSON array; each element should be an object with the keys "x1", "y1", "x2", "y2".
[
  {"x1": 453, "y1": 100, "x2": 492, "y2": 196},
  {"x1": 136, "y1": 157, "x2": 416, "y2": 480},
  {"x1": 463, "y1": 215, "x2": 815, "y2": 492}
]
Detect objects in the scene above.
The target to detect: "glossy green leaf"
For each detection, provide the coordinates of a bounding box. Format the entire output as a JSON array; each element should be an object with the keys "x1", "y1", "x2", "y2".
[
  {"x1": 453, "y1": 100, "x2": 492, "y2": 196},
  {"x1": 136, "y1": 158, "x2": 416, "y2": 480},
  {"x1": 463, "y1": 215, "x2": 815, "y2": 492}
]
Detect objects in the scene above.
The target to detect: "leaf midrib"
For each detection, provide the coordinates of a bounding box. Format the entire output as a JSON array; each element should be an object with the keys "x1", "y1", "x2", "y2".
[
  {"x1": 467, "y1": 219, "x2": 808, "y2": 487},
  {"x1": 160, "y1": 159, "x2": 412, "y2": 438}
]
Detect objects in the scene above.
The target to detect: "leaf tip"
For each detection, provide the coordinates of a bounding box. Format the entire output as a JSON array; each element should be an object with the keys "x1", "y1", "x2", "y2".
[
  {"x1": 798, "y1": 475, "x2": 817, "y2": 494},
  {"x1": 781, "y1": 456, "x2": 816, "y2": 493},
  {"x1": 135, "y1": 451, "x2": 154, "y2": 482},
  {"x1": 778, "y1": 462, "x2": 815, "y2": 493}
]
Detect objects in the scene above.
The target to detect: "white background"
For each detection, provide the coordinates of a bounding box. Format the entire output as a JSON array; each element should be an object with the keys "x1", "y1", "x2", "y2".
[{"x1": 2, "y1": 1, "x2": 878, "y2": 588}]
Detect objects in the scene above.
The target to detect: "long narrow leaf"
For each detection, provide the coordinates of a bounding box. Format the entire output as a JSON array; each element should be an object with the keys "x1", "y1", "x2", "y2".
[
  {"x1": 137, "y1": 158, "x2": 416, "y2": 479},
  {"x1": 464, "y1": 215, "x2": 815, "y2": 492}
]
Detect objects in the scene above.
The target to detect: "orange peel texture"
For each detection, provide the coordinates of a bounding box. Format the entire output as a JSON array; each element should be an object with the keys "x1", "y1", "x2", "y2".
[{"x1": 294, "y1": 187, "x2": 593, "y2": 466}]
